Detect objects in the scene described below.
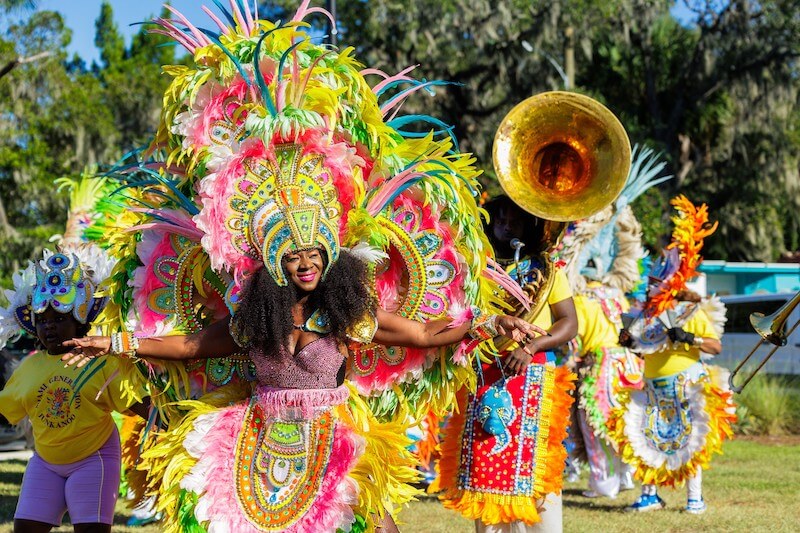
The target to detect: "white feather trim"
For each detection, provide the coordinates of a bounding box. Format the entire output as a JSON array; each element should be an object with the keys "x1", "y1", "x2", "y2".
[
  {"x1": 623, "y1": 369, "x2": 711, "y2": 472},
  {"x1": 0, "y1": 262, "x2": 35, "y2": 350},
  {"x1": 700, "y1": 295, "x2": 727, "y2": 339},
  {"x1": 343, "y1": 242, "x2": 388, "y2": 264}
]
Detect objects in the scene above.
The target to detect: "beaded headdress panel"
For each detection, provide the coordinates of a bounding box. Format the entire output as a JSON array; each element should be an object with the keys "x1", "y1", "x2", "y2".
[
  {"x1": 229, "y1": 143, "x2": 341, "y2": 286},
  {"x1": 31, "y1": 251, "x2": 100, "y2": 325}
]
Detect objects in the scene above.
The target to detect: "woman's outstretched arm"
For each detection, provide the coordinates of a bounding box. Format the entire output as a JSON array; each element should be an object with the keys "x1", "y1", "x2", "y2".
[
  {"x1": 62, "y1": 318, "x2": 239, "y2": 367},
  {"x1": 371, "y1": 308, "x2": 547, "y2": 350}
]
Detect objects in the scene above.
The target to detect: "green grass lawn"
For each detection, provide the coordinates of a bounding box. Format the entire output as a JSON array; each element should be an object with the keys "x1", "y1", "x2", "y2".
[{"x1": 1, "y1": 437, "x2": 798, "y2": 532}]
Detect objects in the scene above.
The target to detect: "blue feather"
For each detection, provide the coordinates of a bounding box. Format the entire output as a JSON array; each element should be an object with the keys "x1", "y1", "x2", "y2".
[
  {"x1": 373, "y1": 176, "x2": 425, "y2": 214},
  {"x1": 277, "y1": 39, "x2": 305, "y2": 84},
  {"x1": 387, "y1": 115, "x2": 459, "y2": 149},
  {"x1": 235, "y1": 0, "x2": 250, "y2": 21},
  {"x1": 211, "y1": 0, "x2": 237, "y2": 27},
  {"x1": 380, "y1": 80, "x2": 455, "y2": 107},
  {"x1": 253, "y1": 27, "x2": 286, "y2": 117}
]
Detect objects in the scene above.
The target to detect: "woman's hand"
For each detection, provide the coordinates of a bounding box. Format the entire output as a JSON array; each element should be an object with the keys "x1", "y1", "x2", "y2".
[
  {"x1": 495, "y1": 315, "x2": 548, "y2": 353},
  {"x1": 61, "y1": 337, "x2": 111, "y2": 368}
]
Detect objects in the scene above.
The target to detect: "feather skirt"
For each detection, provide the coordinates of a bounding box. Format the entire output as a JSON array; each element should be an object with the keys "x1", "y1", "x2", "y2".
[
  {"x1": 607, "y1": 363, "x2": 736, "y2": 487},
  {"x1": 433, "y1": 362, "x2": 576, "y2": 525},
  {"x1": 134, "y1": 382, "x2": 420, "y2": 532}
]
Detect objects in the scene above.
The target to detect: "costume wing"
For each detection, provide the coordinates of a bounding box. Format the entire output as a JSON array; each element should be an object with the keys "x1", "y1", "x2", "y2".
[
  {"x1": 83, "y1": 171, "x2": 255, "y2": 414},
  {"x1": 344, "y1": 131, "x2": 515, "y2": 418}
]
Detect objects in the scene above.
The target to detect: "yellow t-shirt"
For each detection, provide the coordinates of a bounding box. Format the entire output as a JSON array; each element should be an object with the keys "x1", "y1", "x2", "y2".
[
  {"x1": 0, "y1": 352, "x2": 136, "y2": 464},
  {"x1": 530, "y1": 268, "x2": 573, "y2": 331},
  {"x1": 644, "y1": 309, "x2": 719, "y2": 379},
  {"x1": 575, "y1": 289, "x2": 630, "y2": 353}
]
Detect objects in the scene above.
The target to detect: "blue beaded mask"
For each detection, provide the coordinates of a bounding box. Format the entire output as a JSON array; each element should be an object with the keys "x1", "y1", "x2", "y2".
[{"x1": 477, "y1": 382, "x2": 516, "y2": 436}]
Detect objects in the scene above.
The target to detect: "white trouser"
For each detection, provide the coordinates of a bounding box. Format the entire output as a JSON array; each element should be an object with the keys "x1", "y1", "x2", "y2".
[
  {"x1": 687, "y1": 469, "x2": 703, "y2": 500},
  {"x1": 475, "y1": 493, "x2": 563, "y2": 533},
  {"x1": 578, "y1": 406, "x2": 630, "y2": 498},
  {"x1": 643, "y1": 469, "x2": 702, "y2": 500}
]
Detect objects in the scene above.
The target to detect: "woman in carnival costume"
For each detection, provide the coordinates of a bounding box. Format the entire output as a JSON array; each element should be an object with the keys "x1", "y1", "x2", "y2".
[
  {"x1": 611, "y1": 195, "x2": 735, "y2": 514},
  {"x1": 62, "y1": 2, "x2": 542, "y2": 532},
  {"x1": 433, "y1": 195, "x2": 578, "y2": 532},
  {"x1": 556, "y1": 146, "x2": 671, "y2": 499},
  {"x1": 0, "y1": 247, "x2": 147, "y2": 533}
]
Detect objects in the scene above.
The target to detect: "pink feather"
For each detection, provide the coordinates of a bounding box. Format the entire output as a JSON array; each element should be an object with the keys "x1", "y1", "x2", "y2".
[
  {"x1": 370, "y1": 65, "x2": 419, "y2": 94},
  {"x1": 163, "y1": 6, "x2": 211, "y2": 47},
  {"x1": 483, "y1": 260, "x2": 531, "y2": 310},
  {"x1": 201, "y1": 6, "x2": 231, "y2": 36},
  {"x1": 148, "y1": 28, "x2": 197, "y2": 54},
  {"x1": 188, "y1": 392, "x2": 362, "y2": 532},
  {"x1": 228, "y1": 0, "x2": 251, "y2": 35}
]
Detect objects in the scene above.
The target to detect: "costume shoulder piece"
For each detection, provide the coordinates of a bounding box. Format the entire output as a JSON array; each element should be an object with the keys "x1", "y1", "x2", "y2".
[{"x1": 556, "y1": 145, "x2": 672, "y2": 294}]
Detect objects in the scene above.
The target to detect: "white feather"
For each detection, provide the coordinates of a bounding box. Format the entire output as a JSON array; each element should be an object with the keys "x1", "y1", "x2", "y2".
[{"x1": 344, "y1": 242, "x2": 388, "y2": 264}]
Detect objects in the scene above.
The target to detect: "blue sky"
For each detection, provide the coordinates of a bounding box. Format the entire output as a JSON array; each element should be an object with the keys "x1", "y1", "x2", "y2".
[
  {"x1": 31, "y1": 0, "x2": 211, "y2": 64},
  {"x1": 16, "y1": 1, "x2": 696, "y2": 65}
]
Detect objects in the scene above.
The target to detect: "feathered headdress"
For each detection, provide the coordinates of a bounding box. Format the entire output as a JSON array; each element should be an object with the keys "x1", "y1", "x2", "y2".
[{"x1": 643, "y1": 195, "x2": 718, "y2": 317}]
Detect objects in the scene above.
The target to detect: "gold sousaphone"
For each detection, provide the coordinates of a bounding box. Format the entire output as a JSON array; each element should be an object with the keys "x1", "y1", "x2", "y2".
[{"x1": 492, "y1": 91, "x2": 631, "y2": 349}]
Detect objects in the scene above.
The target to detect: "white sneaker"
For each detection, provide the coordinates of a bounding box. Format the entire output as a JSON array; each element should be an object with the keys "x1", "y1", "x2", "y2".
[{"x1": 684, "y1": 498, "x2": 707, "y2": 514}]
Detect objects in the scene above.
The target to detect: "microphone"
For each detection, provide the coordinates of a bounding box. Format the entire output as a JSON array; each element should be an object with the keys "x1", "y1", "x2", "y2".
[{"x1": 509, "y1": 239, "x2": 526, "y2": 285}]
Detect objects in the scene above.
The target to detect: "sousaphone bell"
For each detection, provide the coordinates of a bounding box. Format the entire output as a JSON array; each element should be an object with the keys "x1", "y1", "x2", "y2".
[
  {"x1": 493, "y1": 91, "x2": 631, "y2": 223},
  {"x1": 492, "y1": 91, "x2": 631, "y2": 349}
]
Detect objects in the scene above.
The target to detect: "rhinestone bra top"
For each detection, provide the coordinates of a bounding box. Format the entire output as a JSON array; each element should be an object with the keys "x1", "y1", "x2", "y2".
[{"x1": 251, "y1": 336, "x2": 345, "y2": 389}]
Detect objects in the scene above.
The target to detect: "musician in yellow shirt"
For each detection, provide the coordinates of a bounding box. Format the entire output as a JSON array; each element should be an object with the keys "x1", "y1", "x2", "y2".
[
  {"x1": 435, "y1": 196, "x2": 578, "y2": 533},
  {"x1": 572, "y1": 283, "x2": 642, "y2": 499}
]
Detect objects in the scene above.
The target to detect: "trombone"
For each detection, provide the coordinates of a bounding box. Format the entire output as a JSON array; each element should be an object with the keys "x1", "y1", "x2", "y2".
[{"x1": 728, "y1": 290, "x2": 800, "y2": 393}]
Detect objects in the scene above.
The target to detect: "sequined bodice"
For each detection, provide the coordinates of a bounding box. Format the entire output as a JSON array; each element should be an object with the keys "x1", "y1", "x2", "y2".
[{"x1": 251, "y1": 336, "x2": 345, "y2": 389}]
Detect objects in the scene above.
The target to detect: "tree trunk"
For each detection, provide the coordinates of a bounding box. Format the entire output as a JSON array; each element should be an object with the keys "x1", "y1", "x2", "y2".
[{"x1": 0, "y1": 195, "x2": 18, "y2": 238}]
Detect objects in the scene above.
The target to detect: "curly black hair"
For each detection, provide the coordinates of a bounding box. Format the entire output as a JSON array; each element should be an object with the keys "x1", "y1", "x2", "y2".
[{"x1": 233, "y1": 249, "x2": 375, "y2": 357}]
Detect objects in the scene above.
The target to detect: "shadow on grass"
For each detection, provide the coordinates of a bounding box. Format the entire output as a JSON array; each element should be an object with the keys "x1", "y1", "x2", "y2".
[
  {"x1": 0, "y1": 459, "x2": 26, "y2": 485},
  {"x1": 563, "y1": 488, "x2": 627, "y2": 513},
  {"x1": 0, "y1": 459, "x2": 25, "y2": 523}
]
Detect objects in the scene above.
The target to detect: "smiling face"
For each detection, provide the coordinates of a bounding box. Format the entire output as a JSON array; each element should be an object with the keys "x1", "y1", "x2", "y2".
[
  {"x1": 34, "y1": 306, "x2": 84, "y2": 355},
  {"x1": 281, "y1": 248, "x2": 325, "y2": 293}
]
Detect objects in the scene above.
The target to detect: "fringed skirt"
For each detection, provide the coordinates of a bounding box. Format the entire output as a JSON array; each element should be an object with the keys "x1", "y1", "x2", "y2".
[
  {"x1": 433, "y1": 361, "x2": 576, "y2": 525},
  {"x1": 578, "y1": 346, "x2": 644, "y2": 445},
  {"x1": 136, "y1": 382, "x2": 419, "y2": 533},
  {"x1": 607, "y1": 362, "x2": 736, "y2": 487}
]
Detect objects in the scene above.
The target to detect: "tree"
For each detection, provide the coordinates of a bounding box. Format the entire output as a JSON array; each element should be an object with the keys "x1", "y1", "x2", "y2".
[
  {"x1": 585, "y1": 0, "x2": 800, "y2": 260},
  {"x1": 0, "y1": 2, "x2": 177, "y2": 290},
  {"x1": 94, "y1": 1, "x2": 178, "y2": 150}
]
